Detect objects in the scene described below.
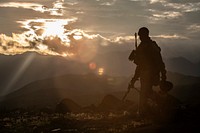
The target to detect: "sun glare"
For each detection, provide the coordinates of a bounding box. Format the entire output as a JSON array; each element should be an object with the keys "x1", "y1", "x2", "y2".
[
  {"x1": 2, "y1": 7, "x2": 99, "y2": 59},
  {"x1": 42, "y1": 20, "x2": 67, "y2": 37},
  {"x1": 0, "y1": 0, "x2": 102, "y2": 61}
]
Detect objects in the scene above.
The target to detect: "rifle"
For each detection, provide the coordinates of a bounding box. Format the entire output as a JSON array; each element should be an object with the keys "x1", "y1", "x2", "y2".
[
  {"x1": 122, "y1": 82, "x2": 140, "y2": 101},
  {"x1": 122, "y1": 83, "x2": 132, "y2": 101},
  {"x1": 134, "y1": 32, "x2": 138, "y2": 49},
  {"x1": 123, "y1": 33, "x2": 138, "y2": 101},
  {"x1": 128, "y1": 33, "x2": 138, "y2": 61}
]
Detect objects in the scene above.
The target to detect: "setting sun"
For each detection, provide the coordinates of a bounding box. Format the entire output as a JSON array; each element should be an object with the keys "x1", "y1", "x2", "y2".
[{"x1": 42, "y1": 20, "x2": 67, "y2": 37}]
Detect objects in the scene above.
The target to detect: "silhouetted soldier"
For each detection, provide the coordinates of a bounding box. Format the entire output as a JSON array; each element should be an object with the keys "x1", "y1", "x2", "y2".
[{"x1": 129, "y1": 27, "x2": 167, "y2": 117}]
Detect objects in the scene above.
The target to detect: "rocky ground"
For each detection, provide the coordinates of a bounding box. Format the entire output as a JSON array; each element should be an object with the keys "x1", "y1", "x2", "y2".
[
  {"x1": 0, "y1": 104, "x2": 199, "y2": 133},
  {"x1": 1, "y1": 94, "x2": 200, "y2": 133}
]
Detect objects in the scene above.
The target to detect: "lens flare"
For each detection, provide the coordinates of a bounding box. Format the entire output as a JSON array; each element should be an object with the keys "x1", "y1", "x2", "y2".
[
  {"x1": 89, "y1": 62, "x2": 97, "y2": 70},
  {"x1": 98, "y1": 68, "x2": 104, "y2": 75}
]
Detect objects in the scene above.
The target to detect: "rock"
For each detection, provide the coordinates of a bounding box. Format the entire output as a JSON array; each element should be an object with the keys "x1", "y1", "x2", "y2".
[
  {"x1": 81, "y1": 104, "x2": 97, "y2": 113},
  {"x1": 55, "y1": 98, "x2": 81, "y2": 113},
  {"x1": 98, "y1": 94, "x2": 135, "y2": 112}
]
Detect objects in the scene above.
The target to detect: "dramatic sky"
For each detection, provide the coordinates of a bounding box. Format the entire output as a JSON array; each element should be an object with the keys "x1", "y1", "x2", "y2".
[{"x1": 0, "y1": 0, "x2": 200, "y2": 62}]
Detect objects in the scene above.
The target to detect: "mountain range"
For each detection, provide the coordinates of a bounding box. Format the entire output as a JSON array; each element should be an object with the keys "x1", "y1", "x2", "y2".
[
  {"x1": 0, "y1": 51, "x2": 199, "y2": 96},
  {"x1": 0, "y1": 51, "x2": 200, "y2": 110},
  {"x1": 0, "y1": 73, "x2": 125, "y2": 109},
  {"x1": 165, "y1": 56, "x2": 200, "y2": 77},
  {"x1": 0, "y1": 71, "x2": 200, "y2": 110}
]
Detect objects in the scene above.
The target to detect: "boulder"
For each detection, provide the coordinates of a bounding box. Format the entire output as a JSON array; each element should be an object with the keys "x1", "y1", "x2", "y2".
[
  {"x1": 98, "y1": 94, "x2": 135, "y2": 112},
  {"x1": 55, "y1": 98, "x2": 81, "y2": 113}
]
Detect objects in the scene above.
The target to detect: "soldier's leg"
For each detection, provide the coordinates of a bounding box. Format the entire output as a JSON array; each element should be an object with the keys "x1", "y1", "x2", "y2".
[{"x1": 139, "y1": 75, "x2": 154, "y2": 116}]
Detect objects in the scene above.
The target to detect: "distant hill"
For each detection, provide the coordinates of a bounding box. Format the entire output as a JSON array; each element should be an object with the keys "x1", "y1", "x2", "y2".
[
  {"x1": 0, "y1": 72, "x2": 199, "y2": 110},
  {"x1": 95, "y1": 51, "x2": 200, "y2": 77},
  {"x1": 166, "y1": 72, "x2": 200, "y2": 104},
  {"x1": 0, "y1": 51, "x2": 200, "y2": 96},
  {"x1": 165, "y1": 57, "x2": 200, "y2": 77},
  {"x1": 0, "y1": 74, "x2": 127, "y2": 110},
  {"x1": 0, "y1": 52, "x2": 90, "y2": 96}
]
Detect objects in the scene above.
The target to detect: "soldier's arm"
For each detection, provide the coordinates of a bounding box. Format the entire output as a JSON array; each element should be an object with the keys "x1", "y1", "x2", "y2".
[
  {"x1": 160, "y1": 60, "x2": 167, "y2": 81},
  {"x1": 157, "y1": 49, "x2": 167, "y2": 81},
  {"x1": 152, "y1": 41, "x2": 167, "y2": 81}
]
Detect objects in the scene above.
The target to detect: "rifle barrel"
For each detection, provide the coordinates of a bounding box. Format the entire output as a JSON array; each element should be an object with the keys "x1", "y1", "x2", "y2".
[{"x1": 134, "y1": 32, "x2": 137, "y2": 49}]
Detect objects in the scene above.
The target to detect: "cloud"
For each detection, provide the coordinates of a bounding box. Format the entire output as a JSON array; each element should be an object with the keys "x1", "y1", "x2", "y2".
[
  {"x1": 148, "y1": 10, "x2": 183, "y2": 23},
  {"x1": 99, "y1": 0, "x2": 117, "y2": 6},
  {"x1": 0, "y1": 2, "x2": 42, "y2": 9},
  {"x1": 1, "y1": 14, "x2": 193, "y2": 60},
  {"x1": 163, "y1": 2, "x2": 200, "y2": 12},
  {"x1": 0, "y1": 0, "x2": 65, "y2": 16},
  {"x1": 153, "y1": 34, "x2": 188, "y2": 39},
  {"x1": 187, "y1": 24, "x2": 200, "y2": 33},
  {"x1": 0, "y1": 17, "x2": 132, "y2": 62},
  {"x1": 0, "y1": 0, "x2": 200, "y2": 62},
  {"x1": 149, "y1": 0, "x2": 165, "y2": 4},
  {"x1": 146, "y1": 0, "x2": 200, "y2": 22}
]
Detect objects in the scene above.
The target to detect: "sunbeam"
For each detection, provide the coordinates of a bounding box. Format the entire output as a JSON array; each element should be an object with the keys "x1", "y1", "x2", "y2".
[{"x1": 1, "y1": 53, "x2": 35, "y2": 96}]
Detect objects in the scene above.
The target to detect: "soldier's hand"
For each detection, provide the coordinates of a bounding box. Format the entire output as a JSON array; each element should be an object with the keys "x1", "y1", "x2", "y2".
[
  {"x1": 161, "y1": 74, "x2": 166, "y2": 81},
  {"x1": 129, "y1": 78, "x2": 137, "y2": 88}
]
